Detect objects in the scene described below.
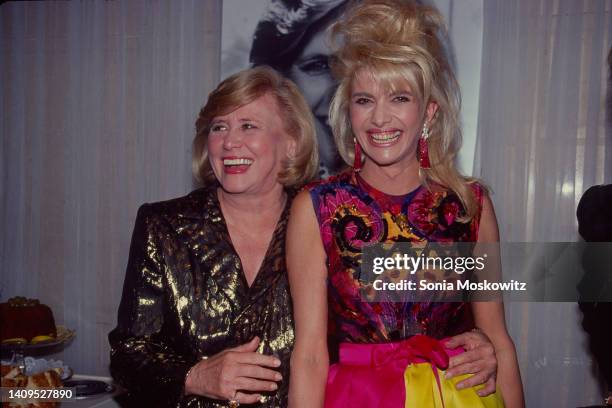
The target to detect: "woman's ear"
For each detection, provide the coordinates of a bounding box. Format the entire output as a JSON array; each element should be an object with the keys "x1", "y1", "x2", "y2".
[{"x1": 426, "y1": 101, "x2": 439, "y2": 123}]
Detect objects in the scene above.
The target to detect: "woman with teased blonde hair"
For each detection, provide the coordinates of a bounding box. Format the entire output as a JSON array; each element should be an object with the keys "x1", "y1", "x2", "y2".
[{"x1": 287, "y1": 0, "x2": 524, "y2": 406}]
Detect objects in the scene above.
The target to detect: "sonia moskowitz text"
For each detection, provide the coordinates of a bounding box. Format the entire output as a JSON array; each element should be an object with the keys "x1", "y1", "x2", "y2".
[{"x1": 373, "y1": 279, "x2": 527, "y2": 291}]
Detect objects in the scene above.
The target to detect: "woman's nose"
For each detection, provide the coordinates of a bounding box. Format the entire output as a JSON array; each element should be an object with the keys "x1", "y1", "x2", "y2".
[
  {"x1": 223, "y1": 128, "x2": 243, "y2": 149},
  {"x1": 371, "y1": 102, "x2": 390, "y2": 127}
]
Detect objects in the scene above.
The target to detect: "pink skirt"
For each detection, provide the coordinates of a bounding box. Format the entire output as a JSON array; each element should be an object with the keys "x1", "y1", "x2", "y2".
[{"x1": 324, "y1": 335, "x2": 504, "y2": 408}]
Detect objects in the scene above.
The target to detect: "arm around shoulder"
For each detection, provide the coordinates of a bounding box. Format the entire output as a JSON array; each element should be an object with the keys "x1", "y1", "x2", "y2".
[{"x1": 287, "y1": 190, "x2": 329, "y2": 408}]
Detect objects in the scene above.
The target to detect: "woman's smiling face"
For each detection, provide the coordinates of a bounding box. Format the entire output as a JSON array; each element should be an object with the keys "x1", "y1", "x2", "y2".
[
  {"x1": 349, "y1": 70, "x2": 437, "y2": 172},
  {"x1": 207, "y1": 93, "x2": 295, "y2": 197}
]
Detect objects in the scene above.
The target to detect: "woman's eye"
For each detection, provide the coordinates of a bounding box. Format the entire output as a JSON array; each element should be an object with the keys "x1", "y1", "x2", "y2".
[
  {"x1": 393, "y1": 95, "x2": 411, "y2": 103},
  {"x1": 210, "y1": 124, "x2": 227, "y2": 132},
  {"x1": 297, "y1": 56, "x2": 330, "y2": 76},
  {"x1": 241, "y1": 123, "x2": 257, "y2": 130},
  {"x1": 354, "y1": 98, "x2": 371, "y2": 105}
]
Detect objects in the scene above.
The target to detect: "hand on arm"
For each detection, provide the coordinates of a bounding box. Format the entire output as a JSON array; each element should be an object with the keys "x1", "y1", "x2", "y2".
[
  {"x1": 444, "y1": 330, "x2": 497, "y2": 396},
  {"x1": 287, "y1": 191, "x2": 329, "y2": 408},
  {"x1": 184, "y1": 336, "x2": 282, "y2": 404}
]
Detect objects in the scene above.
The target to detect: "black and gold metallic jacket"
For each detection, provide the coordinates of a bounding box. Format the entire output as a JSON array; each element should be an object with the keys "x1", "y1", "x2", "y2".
[{"x1": 109, "y1": 186, "x2": 294, "y2": 407}]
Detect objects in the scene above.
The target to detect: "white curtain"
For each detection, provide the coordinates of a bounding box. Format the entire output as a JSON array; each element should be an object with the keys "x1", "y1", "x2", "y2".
[
  {"x1": 475, "y1": 0, "x2": 611, "y2": 406},
  {"x1": 0, "y1": 0, "x2": 221, "y2": 375}
]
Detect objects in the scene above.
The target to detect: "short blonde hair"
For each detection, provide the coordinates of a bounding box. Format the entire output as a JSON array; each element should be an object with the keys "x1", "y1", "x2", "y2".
[
  {"x1": 329, "y1": 0, "x2": 480, "y2": 220},
  {"x1": 193, "y1": 66, "x2": 319, "y2": 187}
]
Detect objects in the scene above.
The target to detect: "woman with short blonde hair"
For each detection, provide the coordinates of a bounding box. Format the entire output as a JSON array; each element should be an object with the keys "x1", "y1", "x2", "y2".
[
  {"x1": 193, "y1": 66, "x2": 318, "y2": 187},
  {"x1": 110, "y1": 66, "x2": 318, "y2": 407}
]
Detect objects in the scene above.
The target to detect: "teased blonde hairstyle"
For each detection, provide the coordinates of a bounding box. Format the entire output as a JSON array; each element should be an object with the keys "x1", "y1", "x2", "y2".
[
  {"x1": 329, "y1": 0, "x2": 480, "y2": 220},
  {"x1": 193, "y1": 66, "x2": 319, "y2": 187}
]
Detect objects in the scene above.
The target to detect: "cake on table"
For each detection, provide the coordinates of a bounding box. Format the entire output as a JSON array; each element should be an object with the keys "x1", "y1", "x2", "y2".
[{"x1": 0, "y1": 297, "x2": 57, "y2": 344}]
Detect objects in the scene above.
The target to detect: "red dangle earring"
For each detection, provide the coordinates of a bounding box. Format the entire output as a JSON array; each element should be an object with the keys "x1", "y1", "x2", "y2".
[
  {"x1": 418, "y1": 122, "x2": 431, "y2": 169},
  {"x1": 353, "y1": 138, "x2": 362, "y2": 172}
]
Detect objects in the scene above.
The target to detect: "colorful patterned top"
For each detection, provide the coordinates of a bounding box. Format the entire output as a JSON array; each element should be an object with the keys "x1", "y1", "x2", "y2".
[{"x1": 308, "y1": 171, "x2": 485, "y2": 345}]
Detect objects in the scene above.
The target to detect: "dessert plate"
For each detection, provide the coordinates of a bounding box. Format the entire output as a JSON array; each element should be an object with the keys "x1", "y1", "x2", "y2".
[{"x1": 0, "y1": 325, "x2": 75, "y2": 352}]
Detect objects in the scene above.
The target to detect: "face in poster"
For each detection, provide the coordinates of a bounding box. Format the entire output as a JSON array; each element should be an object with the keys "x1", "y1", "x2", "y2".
[{"x1": 223, "y1": 0, "x2": 346, "y2": 178}]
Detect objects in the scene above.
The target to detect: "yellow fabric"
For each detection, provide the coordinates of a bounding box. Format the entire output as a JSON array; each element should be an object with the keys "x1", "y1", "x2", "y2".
[{"x1": 403, "y1": 362, "x2": 505, "y2": 408}]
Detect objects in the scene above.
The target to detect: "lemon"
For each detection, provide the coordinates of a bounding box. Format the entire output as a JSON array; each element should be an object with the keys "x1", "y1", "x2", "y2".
[{"x1": 30, "y1": 335, "x2": 54, "y2": 344}]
